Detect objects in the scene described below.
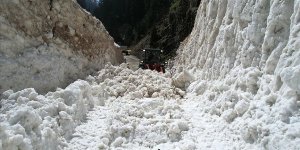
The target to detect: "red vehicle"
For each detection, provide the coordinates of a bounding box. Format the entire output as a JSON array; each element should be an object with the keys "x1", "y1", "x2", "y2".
[{"x1": 139, "y1": 48, "x2": 165, "y2": 73}]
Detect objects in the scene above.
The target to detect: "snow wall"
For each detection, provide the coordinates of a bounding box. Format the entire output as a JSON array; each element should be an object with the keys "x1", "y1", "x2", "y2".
[
  {"x1": 175, "y1": 0, "x2": 300, "y2": 149},
  {"x1": 0, "y1": 0, "x2": 123, "y2": 93}
]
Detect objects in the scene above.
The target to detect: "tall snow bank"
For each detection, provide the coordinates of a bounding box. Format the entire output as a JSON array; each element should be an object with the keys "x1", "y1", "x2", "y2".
[
  {"x1": 0, "y1": 0, "x2": 122, "y2": 93},
  {"x1": 175, "y1": 0, "x2": 300, "y2": 149},
  {"x1": 0, "y1": 80, "x2": 105, "y2": 150}
]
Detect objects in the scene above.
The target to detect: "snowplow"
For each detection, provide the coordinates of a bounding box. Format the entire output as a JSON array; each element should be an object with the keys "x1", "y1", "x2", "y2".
[{"x1": 139, "y1": 48, "x2": 166, "y2": 73}]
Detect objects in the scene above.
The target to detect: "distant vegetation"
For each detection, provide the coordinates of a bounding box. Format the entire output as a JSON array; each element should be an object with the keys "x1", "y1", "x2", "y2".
[
  {"x1": 170, "y1": 0, "x2": 181, "y2": 12},
  {"x1": 77, "y1": 0, "x2": 201, "y2": 60}
]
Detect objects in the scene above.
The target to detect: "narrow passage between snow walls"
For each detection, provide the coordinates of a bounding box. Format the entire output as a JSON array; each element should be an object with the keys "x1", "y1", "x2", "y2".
[
  {"x1": 0, "y1": 64, "x2": 190, "y2": 150},
  {"x1": 1, "y1": 63, "x2": 299, "y2": 149},
  {"x1": 1, "y1": 0, "x2": 300, "y2": 149},
  {"x1": 63, "y1": 65, "x2": 261, "y2": 150}
]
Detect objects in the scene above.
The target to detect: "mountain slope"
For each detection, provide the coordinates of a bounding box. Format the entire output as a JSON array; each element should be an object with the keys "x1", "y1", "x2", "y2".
[{"x1": 92, "y1": 0, "x2": 200, "y2": 59}]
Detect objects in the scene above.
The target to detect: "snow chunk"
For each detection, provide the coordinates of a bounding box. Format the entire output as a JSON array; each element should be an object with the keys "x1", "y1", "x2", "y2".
[
  {"x1": 234, "y1": 100, "x2": 249, "y2": 116},
  {"x1": 111, "y1": 137, "x2": 126, "y2": 147},
  {"x1": 281, "y1": 65, "x2": 300, "y2": 92},
  {"x1": 172, "y1": 70, "x2": 195, "y2": 89},
  {"x1": 222, "y1": 109, "x2": 237, "y2": 123}
]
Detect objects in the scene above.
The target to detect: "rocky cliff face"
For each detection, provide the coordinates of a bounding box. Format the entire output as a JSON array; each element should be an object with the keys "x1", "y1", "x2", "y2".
[
  {"x1": 146, "y1": 0, "x2": 201, "y2": 58},
  {"x1": 175, "y1": 0, "x2": 300, "y2": 149},
  {"x1": 92, "y1": 0, "x2": 200, "y2": 59},
  {"x1": 0, "y1": 0, "x2": 122, "y2": 93}
]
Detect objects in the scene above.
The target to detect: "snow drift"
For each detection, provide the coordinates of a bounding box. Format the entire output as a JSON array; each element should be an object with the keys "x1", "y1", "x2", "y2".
[
  {"x1": 0, "y1": 80, "x2": 97, "y2": 150},
  {"x1": 0, "y1": 0, "x2": 122, "y2": 93},
  {"x1": 175, "y1": 0, "x2": 300, "y2": 149}
]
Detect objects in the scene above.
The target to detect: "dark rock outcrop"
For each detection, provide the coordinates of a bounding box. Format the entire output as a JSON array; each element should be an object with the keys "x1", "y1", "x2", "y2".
[{"x1": 87, "y1": 0, "x2": 200, "y2": 59}]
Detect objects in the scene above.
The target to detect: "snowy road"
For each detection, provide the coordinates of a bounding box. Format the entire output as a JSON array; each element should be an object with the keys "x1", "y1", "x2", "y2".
[
  {"x1": 65, "y1": 95, "x2": 257, "y2": 150},
  {"x1": 1, "y1": 65, "x2": 299, "y2": 150},
  {"x1": 65, "y1": 105, "x2": 111, "y2": 150},
  {"x1": 2, "y1": 0, "x2": 300, "y2": 150},
  {"x1": 65, "y1": 96, "x2": 192, "y2": 149},
  {"x1": 61, "y1": 65, "x2": 277, "y2": 150},
  {"x1": 63, "y1": 65, "x2": 299, "y2": 150}
]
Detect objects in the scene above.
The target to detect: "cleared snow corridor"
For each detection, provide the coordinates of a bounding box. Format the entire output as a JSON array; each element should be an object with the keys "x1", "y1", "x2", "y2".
[
  {"x1": 1, "y1": 0, "x2": 300, "y2": 149},
  {"x1": 1, "y1": 64, "x2": 299, "y2": 149}
]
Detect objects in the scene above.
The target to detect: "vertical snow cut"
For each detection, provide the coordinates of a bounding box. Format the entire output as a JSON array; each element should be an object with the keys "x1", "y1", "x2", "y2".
[{"x1": 175, "y1": 0, "x2": 300, "y2": 149}]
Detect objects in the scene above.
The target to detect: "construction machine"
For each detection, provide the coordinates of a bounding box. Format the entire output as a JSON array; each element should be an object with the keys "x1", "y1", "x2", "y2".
[{"x1": 139, "y1": 48, "x2": 166, "y2": 73}]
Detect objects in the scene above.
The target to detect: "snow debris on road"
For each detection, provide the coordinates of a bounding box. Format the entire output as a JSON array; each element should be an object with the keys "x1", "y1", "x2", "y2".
[
  {"x1": 1, "y1": 63, "x2": 299, "y2": 150},
  {"x1": 94, "y1": 63, "x2": 185, "y2": 100},
  {"x1": 66, "y1": 64, "x2": 189, "y2": 149},
  {"x1": 0, "y1": 64, "x2": 185, "y2": 150},
  {"x1": 2, "y1": 0, "x2": 300, "y2": 149},
  {"x1": 0, "y1": 80, "x2": 98, "y2": 150}
]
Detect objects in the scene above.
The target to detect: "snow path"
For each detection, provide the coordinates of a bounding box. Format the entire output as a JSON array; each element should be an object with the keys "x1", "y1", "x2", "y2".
[
  {"x1": 65, "y1": 95, "x2": 255, "y2": 150},
  {"x1": 180, "y1": 97, "x2": 257, "y2": 150},
  {"x1": 65, "y1": 97, "x2": 191, "y2": 149},
  {"x1": 2, "y1": 65, "x2": 298, "y2": 149},
  {"x1": 65, "y1": 105, "x2": 111, "y2": 150}
]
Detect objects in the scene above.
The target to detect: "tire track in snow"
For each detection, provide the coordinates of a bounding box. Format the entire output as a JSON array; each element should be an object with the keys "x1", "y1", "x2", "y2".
[
  {"x1": 65, "y1": 106, "x2": 112, "y2": 150},
  {"x1": 65, "y1": 96, "x2": 192, "y2": 150}
]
